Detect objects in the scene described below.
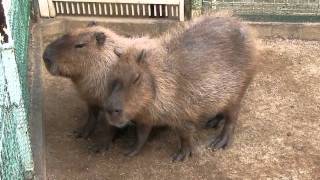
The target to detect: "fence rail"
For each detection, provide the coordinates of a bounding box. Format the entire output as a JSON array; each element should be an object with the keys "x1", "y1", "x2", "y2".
[{"x1": 39, "y1": 0, "x2": 185, "y2": 21}]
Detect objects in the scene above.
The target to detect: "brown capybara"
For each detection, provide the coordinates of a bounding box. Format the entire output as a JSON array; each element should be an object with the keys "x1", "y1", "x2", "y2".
[
  {"x1": 102, "y1": 15, "x2": 258, "y2": 161},
  {"x1": 42, "y1": 22, "x2": 153, "y2": 150}
]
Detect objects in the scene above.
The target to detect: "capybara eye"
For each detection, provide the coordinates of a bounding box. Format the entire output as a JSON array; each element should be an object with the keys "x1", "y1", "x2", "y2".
[
  {"x1": 133, "y1": 74, "x2": 141, "y2": 84},
  {"x1": 74, "y1": 43, "x2": 87, "y2": 48}
]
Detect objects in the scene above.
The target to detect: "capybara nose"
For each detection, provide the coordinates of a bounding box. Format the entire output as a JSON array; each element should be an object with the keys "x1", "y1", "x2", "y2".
[
  {"x1": 43, "y1": 51, "x2": 52, "y2": 66},
  {"x1": 106, "y1": 108, "x2": 122, "y2": 117}
]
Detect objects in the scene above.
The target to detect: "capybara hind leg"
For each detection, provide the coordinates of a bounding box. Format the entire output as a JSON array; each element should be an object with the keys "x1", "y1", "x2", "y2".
[
  {"x1": 171, "y1": 123, "x2": 195, "y2": 162},
  {"x1": 204, "y1": 113, "x2": 224, "y2": 129},
  {"x1": 209, "y1": 106, "x2": 239, "y2": 149},
  {"x1": 125, "y1": 123, "x2": 152, "y2": 157},
  {"x1": 74, "y1": 106, "x2": 99, "y2": 139}
]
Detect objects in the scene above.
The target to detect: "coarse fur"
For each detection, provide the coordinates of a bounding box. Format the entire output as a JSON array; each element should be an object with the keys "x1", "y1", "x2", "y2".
[
  {"x1": 103, "y1": 14, "x2": 259, "y2": 160},
  {"x1": 42, "y1": 23, "x2": 153, "y2": 149}
]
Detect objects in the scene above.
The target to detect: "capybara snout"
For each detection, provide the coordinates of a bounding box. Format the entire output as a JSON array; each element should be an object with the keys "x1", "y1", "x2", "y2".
[{"x1": 42, "y1": 27, "x2": 108, "y2": 78}]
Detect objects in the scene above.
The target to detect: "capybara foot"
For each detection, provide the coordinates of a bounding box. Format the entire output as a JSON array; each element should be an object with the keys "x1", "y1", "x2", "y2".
[
  {"x1": 89, "y1": 142, "x2": 112, "y2": 153},
  {"x1": 171, "y1": 147, "x2": 192, "y2": 162},
  {"x1": 205, "y1": 113, "x2": 224, "y2": 129},
  {"x1": 124, "y1": 146, "x2": 141, "y2": 157},
  {"x1": 209, "y1": 130, "x2": 231, "y2": 149},
  {"x1": 73, "y1": 127, "x2": 93, "y2": 139}
]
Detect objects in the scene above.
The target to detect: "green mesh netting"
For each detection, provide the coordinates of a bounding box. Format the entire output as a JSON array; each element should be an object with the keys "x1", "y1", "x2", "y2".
[
  {"x1": 7, "y1": 0, "x2": 31, "y2": 111},
  {"x1": 0, "y1": 0, "x2": 34, "y2": 179}
]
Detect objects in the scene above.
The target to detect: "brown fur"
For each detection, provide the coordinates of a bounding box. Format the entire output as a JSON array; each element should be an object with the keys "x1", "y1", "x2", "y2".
[
  {"x1": 103, "y1": 15, "x2": 259, "y2": 160},
  {"x1": 42, "y1": 24, "x2": 154, "y2": 142},
  {"x1": 43, "y1": 25, "x2": 153, "y2": 106}
]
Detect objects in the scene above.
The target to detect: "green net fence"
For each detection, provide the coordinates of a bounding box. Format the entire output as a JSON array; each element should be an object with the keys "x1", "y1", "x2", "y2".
[
  {"x1": 192, "y1": 0, "x2": 320, "y2": 22},
  {"x1": 0, "y1": 0, "x2": 34, "y2": 179}
]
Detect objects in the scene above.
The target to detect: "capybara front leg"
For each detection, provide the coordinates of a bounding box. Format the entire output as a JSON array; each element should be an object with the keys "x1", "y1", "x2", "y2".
[
  {"x1": 171, "y1": 123, "x2": 195, "y2": 162},
  {"x1": 74, "y1": 105, "x2": 99, "y2": 139},
  {"x1": 209, "y1": 106, "x2": 239, "y2": 149},
  {"x1": 125, "y1": 123, "x2": 152, "y2": 157},
  {"x1": 91, "y1": 119, "x2": 117, "y2": 153}
]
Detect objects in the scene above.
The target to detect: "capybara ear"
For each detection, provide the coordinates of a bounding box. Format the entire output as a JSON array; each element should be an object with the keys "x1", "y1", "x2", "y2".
[
  {"x1": 137, "y1": 49, "x2": 146, "y2": 64},
  {"x1": 95, "y1": 32, "x2": 106, "y2": 46},
  {"x1": 87, "y1": 21, "x2": 97, "y2": 27},
  {"x1": 114, "y1": 48, "x2": 123, "y2": 57}
]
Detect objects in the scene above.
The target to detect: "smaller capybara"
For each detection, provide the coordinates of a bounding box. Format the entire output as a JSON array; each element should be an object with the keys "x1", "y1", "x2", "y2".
[
  {"x1": 102, "y1": 15, "x2": 258, "y2": 161},
  {"x1": 42, "y1": 22, "x2": 153, "y2": 150}
]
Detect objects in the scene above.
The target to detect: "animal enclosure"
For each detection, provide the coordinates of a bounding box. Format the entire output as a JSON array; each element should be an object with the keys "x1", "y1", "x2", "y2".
[{"x1": 0, "y1": 0, "x2": 320, "y2": 179}]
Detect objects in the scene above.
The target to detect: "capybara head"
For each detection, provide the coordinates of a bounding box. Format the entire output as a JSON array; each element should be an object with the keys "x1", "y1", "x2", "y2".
[
  {"x1": 42, "y1": 23, "x2": 116, "y2": 78},
  {"x1": 103, "y1": 48, "x2": 155, "y2": 127}
]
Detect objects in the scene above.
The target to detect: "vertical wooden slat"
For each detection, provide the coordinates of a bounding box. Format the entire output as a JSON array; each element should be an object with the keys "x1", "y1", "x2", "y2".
[
  {"x1": 38, "y1": 0, "x2": 50, "y2": 17},
  {"x1": 171, "y1": 6, "x2": 174, "y2": 17},
  {"x1": 148, "y1": 4, "x2": 151, "y2": 16},
  {"x1": 88, "y1": 3, "x2": 91, "y2": 15},
  {"x1": 60, "y1": 2, "x2": 64, "y2": 14},
  {"x1": 104, "y1": 3, "x2": 107, "y2": 15},
  {"x1": 143, "y1": 4, "x2": 146, "y2": 16},
  {"x1": 109, "y1": 4, "x2": 113, "y2": 15},
  {"x1": 48, "y1": 0, "x2": 56, "y2": 17},
  {"x1": 165, "y1": 5, "x2": 168, "y2": 16},
  {"x1": 93, "y1": 3, "x2": 97, "y2": 15},
  {"x1": 82, "y1": 3, "x2": 86, "y2": 14},
  {"x1": 179, "y1": 0, "x2": 184, "y2": 21},
  {"x1": 154, "y1": 5, "x2": 157, "y2": 16},
  {"x1": 55, "y1": 2, "x2": 60, "y2": 14},
  {"x1": 98, "y1": 3, "x2": 102, "y2": 15},
  {"x1": 66, "y1": 2, "x2": 69, "y2": 14},
  {"x1": 137, "y1": 4, "x2": 140, "y2": 16},
  {"x1": 175, "y1": 6, "x2": 178, "y2": 17},
  {"x1": 76, "y1": 3, "x2": 80, "y2": 14},
  {"x1": 159, "y1": 5, "x2": 162, "y2": 16},
  {"x1": 115, "y1": 4, "x2": 118, "y2": 15},
  {"x1": 120, "y1": 4, "x2": 123, "y2": 15},
  {"x1": 126, "y1": 4, "x2": 129, "y2": 15},
  {"x1": 71, "y1": 3, "x2": 75, "y2": 14},
  {"x1": 131, "y1": 4, "x2": 134, "y2": 16}
]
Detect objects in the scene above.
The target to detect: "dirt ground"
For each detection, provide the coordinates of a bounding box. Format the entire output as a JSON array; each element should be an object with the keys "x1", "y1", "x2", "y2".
[{"x1": 43, "y1": 39, "x2": 320, "y2": 180}]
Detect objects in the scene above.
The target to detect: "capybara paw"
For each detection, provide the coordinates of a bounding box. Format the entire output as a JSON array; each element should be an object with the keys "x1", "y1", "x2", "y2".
[
  {"x1": 73, "y1": 127, "x2": 91, "y2": 139},
  {"x1": 124, "y1": 146, "x2": 141, "y2": 157},
  {"x1": 204, "y1": 114, "x2": 224, "y2": 129},
  {"x1": 171, "y1": 148, "x2": 192, "y2": 162},
  {"x1": 89, "y1": 143, "x2": 112, "y2": 153},
  {"x1": 209, "y1": 132, "x2": 230, "y2": 149}
]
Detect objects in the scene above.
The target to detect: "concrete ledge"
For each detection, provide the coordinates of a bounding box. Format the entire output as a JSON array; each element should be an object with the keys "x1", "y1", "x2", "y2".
[
  {"x1": 40, "y1": 17, "x2": 320, "y2": 41},
  {"x1": 41, "y1": 17, "x2": 177, "y2": 38},
  {"x1": 248, "y1": 22, "x2": 320, "y2": 40}
]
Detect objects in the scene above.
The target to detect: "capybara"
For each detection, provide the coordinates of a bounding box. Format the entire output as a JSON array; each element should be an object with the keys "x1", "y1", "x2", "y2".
[
  {"x1": 102, "y1": 15, "x2": 258, "y2": 161},
  {"x1": 42, "y1": 22, "x2": 153, "y2": 150}
]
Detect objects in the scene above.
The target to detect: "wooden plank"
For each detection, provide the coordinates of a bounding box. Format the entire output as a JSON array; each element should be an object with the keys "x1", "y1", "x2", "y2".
[
  {"x1": 179, "y1": 0, "x2": 184, "y2": 21},
  {"x1": 48, "y1": 0, "x2": 56, "y2": 16},
  {"x1": 38, "y1": 0, "x2": 50, "y2": 17}
]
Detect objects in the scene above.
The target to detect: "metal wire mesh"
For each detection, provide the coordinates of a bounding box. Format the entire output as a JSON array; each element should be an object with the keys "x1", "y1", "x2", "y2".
[
  {"x1": 203, "y1": 0, "x2": 320, "y2": 15},
  {"x1": 194, "y1": 0, "x2": 320, "y2": 21},
  {"x1": 0, "y1": 0, "x2": 34, "y2": 179}
]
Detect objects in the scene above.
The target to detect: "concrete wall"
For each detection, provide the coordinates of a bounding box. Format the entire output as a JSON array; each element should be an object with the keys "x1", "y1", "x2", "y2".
[{"x1": 40, "y1": 17, "x2": 320, "y2": 41}]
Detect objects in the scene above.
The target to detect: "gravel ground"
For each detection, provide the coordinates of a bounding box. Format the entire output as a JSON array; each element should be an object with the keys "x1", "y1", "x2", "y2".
[{"x1": 43, "y1": 39, "x2": 320, "y2": 179}]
